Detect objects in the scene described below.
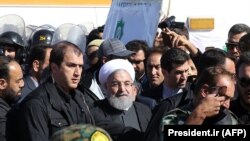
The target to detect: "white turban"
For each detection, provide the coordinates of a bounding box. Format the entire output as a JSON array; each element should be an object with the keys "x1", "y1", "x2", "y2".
[{"x1": 99, "y1": 59, "x2": 135, "y2": 87}]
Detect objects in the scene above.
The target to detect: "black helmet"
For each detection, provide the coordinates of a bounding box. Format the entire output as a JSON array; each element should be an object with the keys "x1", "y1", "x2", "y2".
[
  {"x1": 0, "y1": 31, "x2": 25, "y2": 48},
  {"x1": 31, "y1": 29, "x2": 54, "y2": 47}
]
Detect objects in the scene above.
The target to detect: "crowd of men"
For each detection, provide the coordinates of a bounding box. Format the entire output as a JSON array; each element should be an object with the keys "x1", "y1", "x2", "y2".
[{"x1": 0, "y1": 14, "x2": 250, "y2": 141}]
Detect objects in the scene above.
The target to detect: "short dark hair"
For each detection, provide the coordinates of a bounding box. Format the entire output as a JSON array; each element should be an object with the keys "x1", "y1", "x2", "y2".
[
  {"x1": 126, "y1": 40, "x2": 148, "y2": 55},
  {"x1": 0, "y1": 56, "x2": 15, "y2": 80},
  {"x1": 171, "y1": 26, "x2": 189, "y2": 40},
  {"x1": 148, "y1": 46, "x2": 168, "y2": 56},
  {"x1": 195, "y1": 66, "x2": 235, "y2": 96},
  {"x1": 160, "y1": 48, "x2": 190, "y2": 72},
  {"x1": 239, "y1": 33, "x2": 250, "y2": 53},
  {"x1": 236, "y1": 51, "x2": 250, "y2": 77},
  {"x1": 197, "y1": 48, "x2": 236, "y2": 75},
  {"x1": 50, "y1": 41, "x2": 82, "y2": 67},
  {"x1": 228, "y1": 23, "x2": 250, "y2": 36},
  {"x1": 87, "y1": 28, "x2": 102, "y2": 45},
  {"x1": 27, "y1": 46, "x2": 49, "y2": 71}
]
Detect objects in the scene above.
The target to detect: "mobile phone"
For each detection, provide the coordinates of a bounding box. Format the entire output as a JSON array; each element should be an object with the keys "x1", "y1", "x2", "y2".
[{"x1": 161, "y1": 31, "x2": 172, "y2": 47}]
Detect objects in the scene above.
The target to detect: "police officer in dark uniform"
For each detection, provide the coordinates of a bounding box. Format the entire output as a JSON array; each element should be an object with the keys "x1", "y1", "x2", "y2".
[
  {"x1": 0, "y1": 14, "x2": 27, "y2": 66},
  {"x1": 19, "y1": 27, "x2": 54, "y2": 102},
  {"x1": 0, "y1": 31, "x2": 27, "y2": 65}
]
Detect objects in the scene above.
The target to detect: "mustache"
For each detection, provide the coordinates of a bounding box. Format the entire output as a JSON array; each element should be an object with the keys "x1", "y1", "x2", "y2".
[{"x1": 116, "y1": 93, "x2": 128, "y2": 97}]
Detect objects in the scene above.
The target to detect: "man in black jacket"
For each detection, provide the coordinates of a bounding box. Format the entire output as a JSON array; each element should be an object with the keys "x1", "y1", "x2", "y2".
[
  {"x1": 144, "y1": 48, "x2": 236, "y2": 141},
  {"x1": 16, "y1": 41, "x2": 93, "y2": 141},
  {"x1": 0, "y1": 56, "x2": 24, "y2": 141},
  {"x1": 142, "y1": 48, "x2": 191, "y2": 104}
]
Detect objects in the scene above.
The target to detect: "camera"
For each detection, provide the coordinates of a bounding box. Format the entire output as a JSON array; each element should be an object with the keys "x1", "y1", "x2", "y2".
[{"x1": 158, "y1": 16, "x2": 185, "y2": 29}]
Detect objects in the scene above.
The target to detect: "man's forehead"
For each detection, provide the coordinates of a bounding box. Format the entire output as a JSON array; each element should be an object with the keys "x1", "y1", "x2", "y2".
[
  {"x1": 172, "y1": 62, "x2": 189, "y2": 70},
  {"x1": 63, "y1": 53, "x2": 84, "y2": 65},
  {"x1": 109, "y1": 70, "x2": 132, "y2": 80},
  {"x1": 8, "y1": 61, "x2": 23, "y2": 76}
]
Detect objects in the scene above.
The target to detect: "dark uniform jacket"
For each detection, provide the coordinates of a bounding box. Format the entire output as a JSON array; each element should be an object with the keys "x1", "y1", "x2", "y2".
[
  {"x1": 142, "y1": 82, "x2": 193, "y2": 105},
  {"x1": 17, "y1": 79, "x2": 95, "y2": 141},
  {"x1": 141, "y1": 83, "x2": 164, "y2": 104},
  {"x1": 230, "y1": 98, "x2": 250, "y2": 124},
  {"x1": 145, "y1": 83, "x2": 194, "y2": 141},
  {"x1": 19, "y1": 74, "x2": 37, "y2": 102},
  {"x1": 0, "y1": 98, "x2": 11, "y2": 141},
  {"x1": 93, "y1": 99, "x2": 152, "y2": 133}
]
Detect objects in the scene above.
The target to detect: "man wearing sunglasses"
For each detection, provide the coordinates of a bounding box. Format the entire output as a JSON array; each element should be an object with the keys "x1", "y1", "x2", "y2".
[
  {"x1": 162, "y1": 66, "x2": 238, "y2": 125},
  {"x1": 226, "y1": 23, "x2": 250, "y2": 60},
  {"x1": 126, "y1": 40, "x2": 149, "y2": 93},
  {"x1": 230, "y1": 52, "x2": 250, "y2": 124}
]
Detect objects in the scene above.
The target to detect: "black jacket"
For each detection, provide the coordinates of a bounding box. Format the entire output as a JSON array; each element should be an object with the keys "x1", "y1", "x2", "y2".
[
  {"x1": 16, "y1": 79, "x2": 95, "y2": 141},
  {"x1": 0, "y1": 98, "x2": 11, "y2": 141},
  {"x1": 141, "y1": 83, "x2": 164, "y2": 104},
  {"x1": 230, "y1": 98, "x2": 250, "y2": 124},
  {"x1": 142, "y1": 82, "x2": 193, "y2": 105},
  {"x1": 19, "y1": 74, "x2": 37, "y2": 103},
  {"x1": 144, "y1": 83, "x2": 194, "y2": 141},
  {"x1": 93, "y1": 99, "x2": 152, "y2": 133}
]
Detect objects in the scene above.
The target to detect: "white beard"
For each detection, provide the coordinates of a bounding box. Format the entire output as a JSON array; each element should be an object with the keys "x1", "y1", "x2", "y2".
[{"x1": 108, "y1": 93, "x2": 134, "y2": 110}]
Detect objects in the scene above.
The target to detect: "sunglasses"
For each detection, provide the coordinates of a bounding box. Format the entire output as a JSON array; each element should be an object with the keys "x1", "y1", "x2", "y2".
[
  {"x1": 128, "y1": 59, "x2": 145, "y2": 65},
  {"x1": 208, "y1": 86, "x2": 231, "y2": 101},
  {"x1": 187, "y1": 75, "x2": 197, "y2": 83},
  {"x1": 208, "y1": 86, "x2": 227, "y2": 97},
  {"x1": 225, "y1": 42, "x2": 239, "y2": 50},
  {"x1": 238, "y1": 77, "x2": 250, "y2": 88},
  {"x1": 87, "y1": 50, "x2": 98, "y2": 59}
]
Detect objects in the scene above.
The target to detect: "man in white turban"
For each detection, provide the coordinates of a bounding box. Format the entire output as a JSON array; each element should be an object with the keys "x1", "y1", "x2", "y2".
[
  {"x1": 95, "y1": 59, "x2": 152, "y2": 132},
  {"x1": 99, "y1": 59, "x2": 136, "y2": 110}
]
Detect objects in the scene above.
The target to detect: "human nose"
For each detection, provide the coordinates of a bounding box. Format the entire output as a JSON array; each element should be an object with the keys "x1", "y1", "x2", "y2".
[
  {"x1": 20, "y1": 79, "x2": 24, "y2": 88},
  {"x1": 221, "y1": 99, "x2": 230, "y2": 109},
  {"x1": 132, "y1": 63, "x2": 137, "y2": 69},
  {"x1": 74, "y1": 66, "x2": 82, "y2": 75},
  {"x1": 4, "y1": 50, "x2": 10, "y2": 56},
  {"x1": 232, "y1": 46, "x2": 238, "y2": 52},
  {"x1": 181, "y1": 72, "x2": 188, "y2": 79},
  {"x1": 118, "y1": 83, "x2": 127, "y2": 91},
  {"x1": 151, "y1": 67, "x2": 157, "y2": 75}
]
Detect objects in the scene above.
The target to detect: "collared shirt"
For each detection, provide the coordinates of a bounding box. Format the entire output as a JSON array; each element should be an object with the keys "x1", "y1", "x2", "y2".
[
  {"x1": 162, "y1": 84, "x2": 183, "y2": 99},
  {"x1": 57, "y1": 87, "x2": 81, "y2": 124},
  {"x1": 30, "y1": 76, "x2": 39, "y2": 87},
  {"x1": 89, "y1": 71, "x2": 105, "y2": 100}
]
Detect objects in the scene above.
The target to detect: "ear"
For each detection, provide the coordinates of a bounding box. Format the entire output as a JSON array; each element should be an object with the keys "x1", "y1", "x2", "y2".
[
  {"x1": 132, "y1": 84, "x2": 138, "y2": 96},
  {"x1": 0, "y1": 79, "x2": 7, "y2": 90},
  {"x1": 104, "y1": 82, "x2": 108, "y2": 90},
  {"x1": 32, "y1": 60, "x2": 40, "y2": 72},
  {"x1": 102, "y1": 56, "x2": 108, "y2": 64},
  {"x1": 200, "y1": 84, "x2": 209, "y2": 98},
  {"x1": 161, "y1": 68, "x2": 168, "y2": 77},
  {"x1": 50, "y1": 63, "x2": 58, "y2": 74}
]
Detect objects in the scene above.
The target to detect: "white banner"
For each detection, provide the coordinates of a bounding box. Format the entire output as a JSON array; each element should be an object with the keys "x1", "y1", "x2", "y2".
[{"x1": 103, "y1": 0, "x2": 163, "y2": 47}]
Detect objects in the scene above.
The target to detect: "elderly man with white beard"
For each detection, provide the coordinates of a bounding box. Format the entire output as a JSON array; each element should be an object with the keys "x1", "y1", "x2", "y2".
[{"x1": 93, "y1": 59, "x2": 152, "y2": 134}]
